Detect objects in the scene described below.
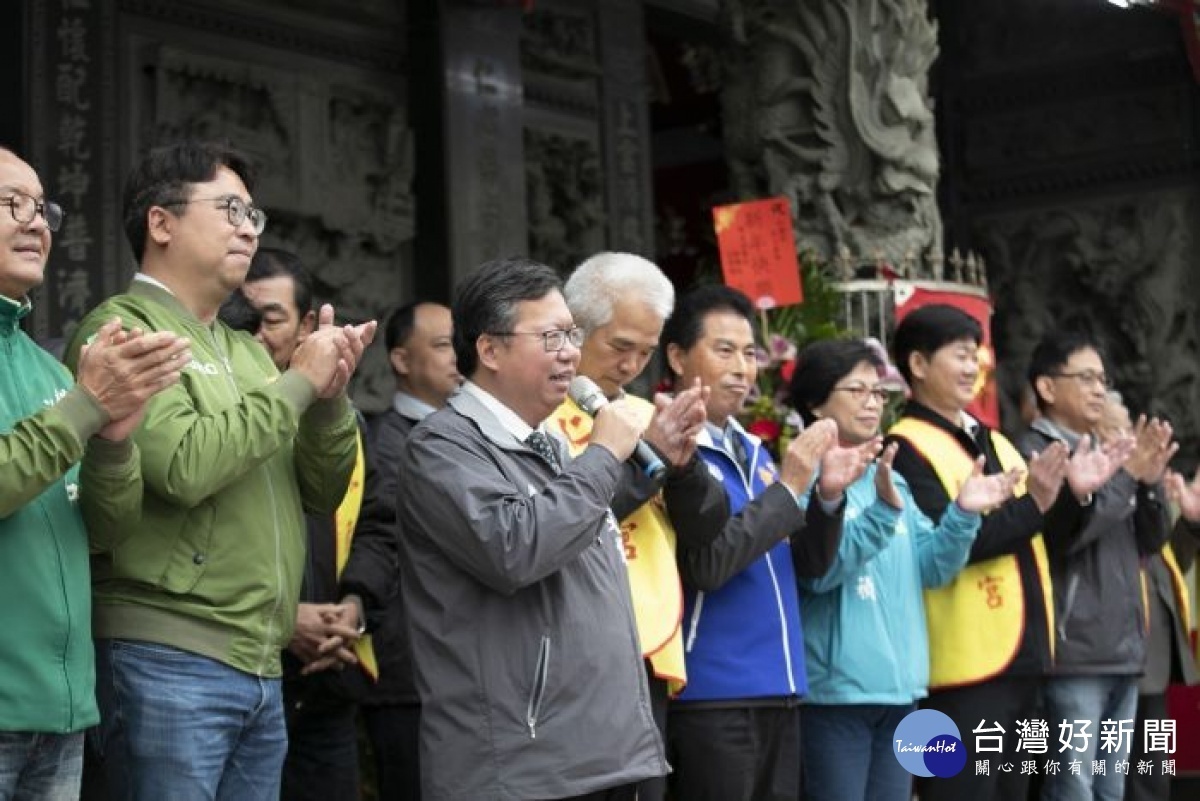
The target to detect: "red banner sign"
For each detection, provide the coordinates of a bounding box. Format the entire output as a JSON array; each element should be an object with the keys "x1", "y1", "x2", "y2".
[{"x1": 712, "y1": 197, "x2": 804, "y2": 309}]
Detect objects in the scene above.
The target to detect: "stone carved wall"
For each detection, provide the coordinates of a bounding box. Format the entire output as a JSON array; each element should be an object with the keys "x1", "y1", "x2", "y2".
[
  {"x1": 520, "y1": 2, "x2": 606, "y2": 272},
  {"x1": 978, "y1": 192, "x2": 1200, "y2": 459},
  {"x1": 134, "y1": 42, "x2": 412, "y2": 411},
  {"x1": 524, "y1": 127, "x2": 605, "y2": 271},
  {"x1": 935, "y1": 0, "x2": 1200, "y2": 457},
  {"x1": 719, "y1": 0, "x2": 943, "y2": 267}
]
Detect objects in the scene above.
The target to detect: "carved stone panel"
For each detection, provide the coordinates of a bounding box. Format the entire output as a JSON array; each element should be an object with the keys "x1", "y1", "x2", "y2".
[
  {"x1": 124, "y1": 27, "x2": 412, "y2": 411},
  {"x1": 976, "y1": 188, "x2": 1200, "y2": 461},
  {"x1": 719, "y1": 0, "x2": 943, "y2": 269}
]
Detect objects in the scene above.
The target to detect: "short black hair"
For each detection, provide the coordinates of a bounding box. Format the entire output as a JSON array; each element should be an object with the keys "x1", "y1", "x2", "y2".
[
  {"x1": 789, "y1": 339, "x2": 884, "y2": 426},
  {"x1": 1027, "y1": 330, "x2": 1105, "y2": 411},
  {"x1": 452, "y1": 256, "x2": 562, "y2": 378},
  {"x1": 661, "y1": 284, "x2": 756, "y2": 356},
  {"x1": 246, "y1": 247, "x2": 313, "y2": 314},
  {"x1": 385, "y1": 301, "x2": 422, "y2": 352},
  {"x1": 122, "y1": 141, "x2": 256, "y2": 262},
  {"x1": 217, "y1": 288, "x2": 264, "y2": 334},
  {"x1": 891, "y1": 304, "x2": 983, "y2": 383}
]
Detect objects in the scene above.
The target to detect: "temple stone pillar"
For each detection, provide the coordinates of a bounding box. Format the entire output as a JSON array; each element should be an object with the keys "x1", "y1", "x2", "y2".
[{"x1": 718, "y1": 0, "x2": 943, "y2": 271}]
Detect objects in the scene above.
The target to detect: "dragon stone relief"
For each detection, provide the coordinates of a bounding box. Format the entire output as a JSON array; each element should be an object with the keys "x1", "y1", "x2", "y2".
[
  {"x1": 720, "y1": 0, "x2": 943, "y2": 268},
  {"x1": 146, "y1": 46, "x2": 414, "y2": 411},
  {"x1": 978, "y1": 191, "x2": 1200, "y2": 462}
]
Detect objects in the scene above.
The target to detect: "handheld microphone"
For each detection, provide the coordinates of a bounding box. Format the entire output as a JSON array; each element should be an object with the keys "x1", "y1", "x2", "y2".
[{"x1": 568, "y1": 376, "x2": 668, "y2": 481}]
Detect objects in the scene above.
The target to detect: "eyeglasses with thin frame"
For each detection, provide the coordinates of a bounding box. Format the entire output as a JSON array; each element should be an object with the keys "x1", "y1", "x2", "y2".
[
  {"x1": 161, "y1": 195, "x2": 267, "y2": 235},
  {"x1": 489, "y1": 326, "x2": 585, "y2": 353},
  {"x1": 1, "y1": 191, "x2": 64, "y2": 232},
  {"x1": 830, "y1": 383, "x2": 891, "y2": 404},
  {"x1": 1051, "y1": 370, "x2": 1112, "y2": 390}
]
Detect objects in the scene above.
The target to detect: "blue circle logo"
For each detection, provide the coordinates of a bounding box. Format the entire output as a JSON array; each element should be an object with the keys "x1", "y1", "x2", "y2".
[{"x1": 893, "y1": 709, "x2": 966, "y2": 778}]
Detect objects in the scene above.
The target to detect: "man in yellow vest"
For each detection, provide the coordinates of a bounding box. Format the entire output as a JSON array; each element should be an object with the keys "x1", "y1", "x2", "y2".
[
  {"x1": 549, "y1": 252, "x2": 729, "y2": 801},
  {"x1": 887, "y1": 306, "x2": 1125, "y2": 801},
  {"x1": 1106, "y1": 391, "x2": 1198, "y2": 801}
]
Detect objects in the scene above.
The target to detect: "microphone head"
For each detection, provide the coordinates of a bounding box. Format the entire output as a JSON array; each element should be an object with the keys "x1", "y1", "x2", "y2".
[{"x1": 568, "y1": 375, "x2": 608, "y2": 416}]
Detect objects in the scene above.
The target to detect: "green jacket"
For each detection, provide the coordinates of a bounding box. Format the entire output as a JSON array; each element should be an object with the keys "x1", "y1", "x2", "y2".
[
  {"x1": 0, "y1": 295, "x2": 141, "y2": 732},
  {"x1": 65, "y1": 280, "x2": 357, "y2": 678}
]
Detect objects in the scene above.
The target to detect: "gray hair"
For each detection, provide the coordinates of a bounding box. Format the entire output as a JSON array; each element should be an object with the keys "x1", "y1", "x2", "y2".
[{"x1": 564, "y1": 252, "x2": 674, "y2": 335}]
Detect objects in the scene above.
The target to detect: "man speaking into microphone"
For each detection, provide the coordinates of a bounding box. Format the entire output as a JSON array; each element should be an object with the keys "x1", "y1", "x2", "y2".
[
  {"x1": 549, "y1": 252, "x2": 730, "y2": 801},
  {"x1": 396, "y1": 257, "x2": 667, "y2": 801}
]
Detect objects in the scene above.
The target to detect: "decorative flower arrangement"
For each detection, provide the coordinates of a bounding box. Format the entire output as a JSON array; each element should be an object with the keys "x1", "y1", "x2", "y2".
[{"x1": 737, "y1": 255, "x2": 910, "y2": 457}]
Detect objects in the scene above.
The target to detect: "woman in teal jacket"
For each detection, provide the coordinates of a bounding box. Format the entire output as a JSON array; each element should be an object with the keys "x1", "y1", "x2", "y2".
[{"x1": 788, "y1": 339, "x2": 1019, "y2": 801}]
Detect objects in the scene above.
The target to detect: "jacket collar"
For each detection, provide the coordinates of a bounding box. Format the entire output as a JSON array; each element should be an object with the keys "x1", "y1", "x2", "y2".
[
  {"x1": 128, "y1": 276, "x2": 205, "y2": 325},
  {"x1": 0, "y1": 293, "x2": 30, "y2": 335},
  {"x1": 1030, "y1": 415, "x2": 1084, "y2": 449},
  {"x1": 449, "y1": 383, "x2": 559, "y2": 455}
]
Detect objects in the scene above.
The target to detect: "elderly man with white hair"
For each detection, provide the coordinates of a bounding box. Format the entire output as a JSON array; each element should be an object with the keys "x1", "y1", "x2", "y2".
[{"x1": 547, "y1": 252, "x2": 728, "y2": 801}]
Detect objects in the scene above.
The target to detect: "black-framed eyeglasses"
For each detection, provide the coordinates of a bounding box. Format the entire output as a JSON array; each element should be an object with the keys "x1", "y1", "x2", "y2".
[
  {"x1": 1051, "y1": 370, "x2": 1112, "y2": 389},
  {"x1": 830, "y1": 384, "x2": 891, "y2": 404},
  {"x1": 161, "y1": 195, "x2": 267, "y2": 235},
  {"x1": 1, "y1": 191, "x2": 64, "y2": 232},
  {"x1": 489, "y1": 326, "x2": 585, "y2": 353}
]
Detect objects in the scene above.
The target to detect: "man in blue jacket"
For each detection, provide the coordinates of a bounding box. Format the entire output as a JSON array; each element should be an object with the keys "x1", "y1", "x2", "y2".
[{"x1": 661, "y1": 284, "x2": 876, "y2": 801}]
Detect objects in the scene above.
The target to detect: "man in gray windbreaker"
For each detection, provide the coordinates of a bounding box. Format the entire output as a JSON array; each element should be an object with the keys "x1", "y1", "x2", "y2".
[{"x1": 396, "y1": 256, "x2": 668, "y2": 801}]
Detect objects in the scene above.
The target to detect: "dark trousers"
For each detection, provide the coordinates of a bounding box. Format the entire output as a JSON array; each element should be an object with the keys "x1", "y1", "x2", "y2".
[
  {"x1": 545, "y1": 784, "x2": 638, "y2": 801},
  {"x1": 362, "y1": 703, "x2": 421, "y2": 801},
  {"x1": 668, "y1": 704, "x2": 801, "y2": 801},
  {"x1": 635, "y1": 661, "x2": 670, "y2": 801},
  {"x1": 1124, "y1": 692, "x2": 1169, "y2": 801},
  {"x1": 917, "y1": 676, "x2": 1042, "y2": 801},
  {"x1": 281, "y1": 684, "x2": 360, "y2": 801}
]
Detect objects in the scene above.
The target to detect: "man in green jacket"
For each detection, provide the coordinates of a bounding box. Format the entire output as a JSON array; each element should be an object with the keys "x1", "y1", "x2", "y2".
[
  {"x1": 64, "y1": 141, "x2": 374, "y2": 801},
  {"x1": 0, "y1": 146, "x2": 189, "y2": 800}
]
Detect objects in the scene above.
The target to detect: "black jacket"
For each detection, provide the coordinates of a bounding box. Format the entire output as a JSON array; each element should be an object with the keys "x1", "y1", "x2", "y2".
[
  {"x1": 1015, "y1": 418, "x2": 1170, "y2": 676},
  {"x1": 353, "y1": 406, "x2": 419, "y2": 705},
  {"x1": 282, "y1": 414, "x2": 398, "y2": 706}
]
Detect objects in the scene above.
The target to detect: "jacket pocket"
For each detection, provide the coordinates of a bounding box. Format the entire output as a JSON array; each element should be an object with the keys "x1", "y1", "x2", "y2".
[{"x1": 526, "y1": 634, "x2": 551, "y2": 739}]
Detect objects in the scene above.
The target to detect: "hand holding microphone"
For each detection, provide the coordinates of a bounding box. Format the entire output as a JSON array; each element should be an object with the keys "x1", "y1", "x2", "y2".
[{"x1": 569, "y1": 376, "x2": 667, "y2": 480}]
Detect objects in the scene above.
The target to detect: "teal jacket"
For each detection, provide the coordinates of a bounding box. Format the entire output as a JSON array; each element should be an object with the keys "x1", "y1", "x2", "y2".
[
  {"x1": 800, "y1": 465, "x2": 979, "y2": 705},
  {"x1": 65, "y1": 280, "x2": 357, "y2": 678},
  {"x1": 0, "y1": 295, "x2": 141, "y2": 732}
]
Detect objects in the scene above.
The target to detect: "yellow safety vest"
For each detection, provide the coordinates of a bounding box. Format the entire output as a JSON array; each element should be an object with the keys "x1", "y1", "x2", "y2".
[
  {"x1": 548, "y1": 396, "x2": 687, "y2": 695},
  {"x1": 889, "y1": 417, "x2": 1055, "y2": 689},
  {"x1": 334, "y1": 429, "x2": 379, "y2": 680}
]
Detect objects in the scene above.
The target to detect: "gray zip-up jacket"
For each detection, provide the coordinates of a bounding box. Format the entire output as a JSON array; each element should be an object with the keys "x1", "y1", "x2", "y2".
[
  {"x1": 396, "y1": 389, "x2": 667, "y2": 801},
  {"x1": 1016, "y1": 418, "x2": 1170, "y2": 675}
]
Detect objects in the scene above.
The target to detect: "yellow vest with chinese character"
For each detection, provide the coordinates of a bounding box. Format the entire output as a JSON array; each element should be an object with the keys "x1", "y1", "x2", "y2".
[
  {"x1": 889, "y1": 417, "x2": 1054, "y2": 689},
  {"x1": 549, "y1": 396, "x2": 687, "y2": 695}
]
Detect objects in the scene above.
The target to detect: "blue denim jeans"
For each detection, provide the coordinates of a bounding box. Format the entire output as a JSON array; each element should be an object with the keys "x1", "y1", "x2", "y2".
[
  {"x1": 1041, "y1": 675, "x2": 1138, "y2": 801},
  {"x1": 800, "y1": 703, "x2": 915, "y2": 801},
  {"x1": 93, "y1": 639, "x2": 287, "y2": 801},
  {"x1": 0, "y1": 731, "x2": 83, "y2": 801}
]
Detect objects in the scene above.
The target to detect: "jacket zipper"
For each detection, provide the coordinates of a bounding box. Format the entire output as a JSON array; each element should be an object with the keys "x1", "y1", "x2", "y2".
[
  {"x1": 685, "y1": 592, "x2": 705, "y2": 652},
  {"x1": 1058, "y1": 573, "x2": 1080, "y2": 643},
  {"x1": 764, "y1": 551, "x2": 797, "y2": 694},
  {"x1": 526, "y1": 634, "x2": 551, "y2": 739}
]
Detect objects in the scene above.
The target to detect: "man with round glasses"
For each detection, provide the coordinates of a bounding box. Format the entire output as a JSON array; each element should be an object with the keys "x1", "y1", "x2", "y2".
[
  {"x1": 0, "y1": 146, "x2": 190, "y2": 800},
  {"x1": 64, "y1": 141, "x2": 375, "y2": 801}
]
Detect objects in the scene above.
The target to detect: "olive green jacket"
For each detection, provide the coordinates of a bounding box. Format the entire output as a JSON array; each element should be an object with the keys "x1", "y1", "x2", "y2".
[{"x1": 65, "y1": 280, "x2": 357, "y2": 677}]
